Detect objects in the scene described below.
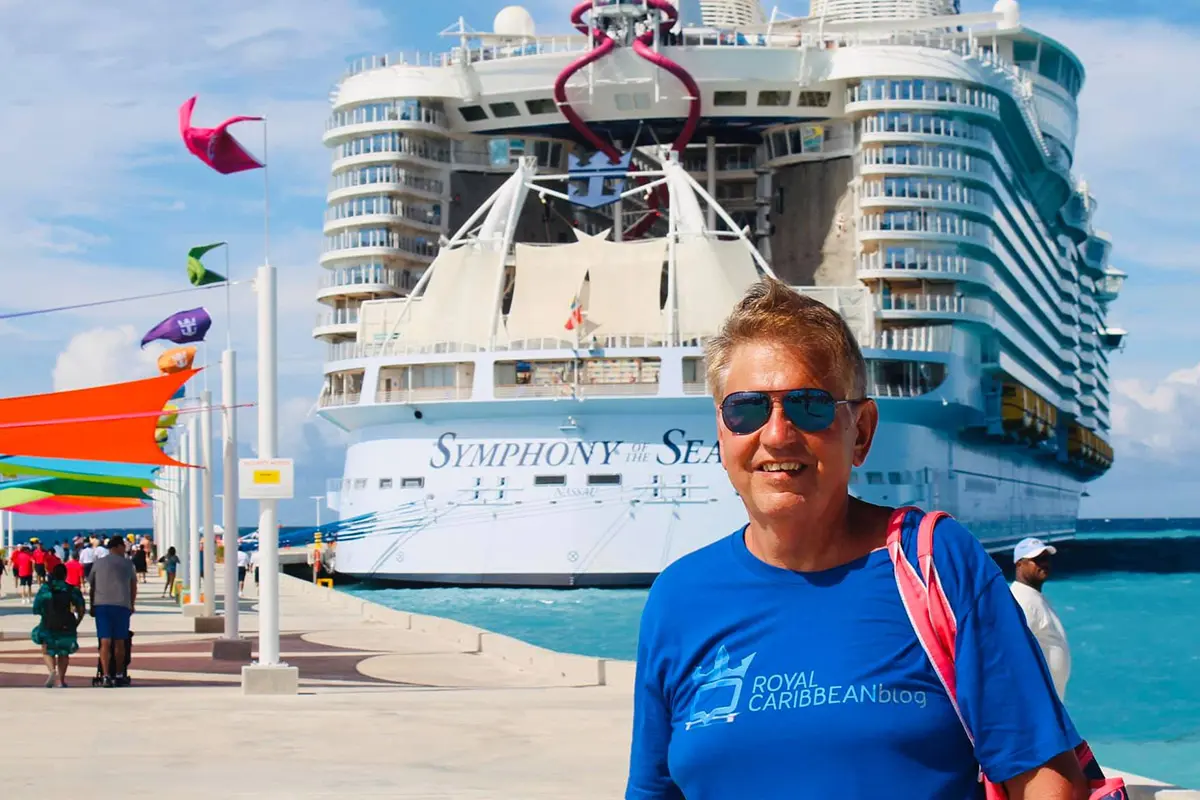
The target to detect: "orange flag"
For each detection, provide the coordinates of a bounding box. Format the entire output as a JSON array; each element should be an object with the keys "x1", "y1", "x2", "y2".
[
  {"x1": 157, "y1": 346, "x2": 197, "y2": 375},
  {"x1": 0, "y1": 370, "x2": 198, "y2": 466}
]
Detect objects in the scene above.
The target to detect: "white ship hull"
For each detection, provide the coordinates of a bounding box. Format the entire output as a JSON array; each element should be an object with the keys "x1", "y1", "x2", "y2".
[{"x1": 330, "y1": 398, "x2": 1082, "y2": 586}]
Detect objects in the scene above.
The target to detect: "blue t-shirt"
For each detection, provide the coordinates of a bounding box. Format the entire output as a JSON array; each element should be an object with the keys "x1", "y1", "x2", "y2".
[{"x1": 626, "y1": 512, "x2": 1080, "y2": 799}]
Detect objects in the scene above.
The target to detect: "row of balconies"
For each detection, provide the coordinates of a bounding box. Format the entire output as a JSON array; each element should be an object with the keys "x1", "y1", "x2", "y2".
[
  {"x1": 328, "y1": 166, "x2": 445, "y2": 199},
  {"x1": 325, "y1": 102, "x2": 448, "y2": 134},
  {"x1": 846, "y1": 79, "x2": 1001, "y2": 117}
]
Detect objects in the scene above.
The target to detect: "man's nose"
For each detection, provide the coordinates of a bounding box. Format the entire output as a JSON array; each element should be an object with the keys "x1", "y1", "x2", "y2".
[{"x1": 758, "y1": 402, "x2": 805, "y2": 448}]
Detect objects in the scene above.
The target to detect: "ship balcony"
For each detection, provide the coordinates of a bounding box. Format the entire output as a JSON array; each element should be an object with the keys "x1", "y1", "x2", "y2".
[
  {"x1": 858, "y1": 212, "x2": 987, "y2": 248},
  {"x1": 859, "y1": 194, "x2": 985, "y2": 218},
  {"x1": 1096, "y1": 268, "x2": 1126, "y2": 303},
  {"x1": 316, "y1": 265, "x2": 412, "y2": 302},
  {"x1": 323, "y1": 107, "x2": 450, "y2": 146},
  {"x1": 319, "y1": 392, "x2": 362, "y2": 408},
  {"x1": 330, "y1": 147, "x2": 451, "y2": 176},
  {"x1": 1100, "y1": 327, "x2": 1127, "y2": 350},
  {"x1": 376, "y1": 387, "x2": 473, "y2": 403},
  {"x1": 327, "y1": 168, "x2": 446, "y2": 204},
  {"x1": 1077, "y1": 371, "x2": 1097, "y2": 389},
  {"x1": 845, "y1": 79, "x2": 1001, "y2": 121},
  {"x1": 493, "y1": 382, "x2": 661, "y2": 399},
  {"x1": 313, "y1": 307, "x2": 359, "y2": 339},
  {"x1": 876, "y1": 292, "x2": 993, "y2": 325},
  {"x1": 320, "y1": 232, "x2": 438, "y2": 266},
  {"x1": 856, "y1": 250, "x2": 980, "y2": 282},
  {"x1": 323, "y1": 209, "x2": 442, "y2": 236},
  {"x1": 872, "y1": 324, "x2": 954, "y2": 353}
]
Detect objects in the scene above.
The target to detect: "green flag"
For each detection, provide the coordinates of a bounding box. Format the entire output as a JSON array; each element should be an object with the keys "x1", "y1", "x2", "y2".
[{"x1": 187, "y1": 242, "x2": 227, "y2": 286}]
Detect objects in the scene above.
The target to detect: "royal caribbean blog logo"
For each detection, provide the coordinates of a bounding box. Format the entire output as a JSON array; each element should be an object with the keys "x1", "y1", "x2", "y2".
[{"x1": 685, "y1": 646, "x2": 757, "y2": 731}]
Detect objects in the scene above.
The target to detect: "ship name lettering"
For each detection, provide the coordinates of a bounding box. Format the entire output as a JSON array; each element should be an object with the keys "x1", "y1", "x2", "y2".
[
  {"x1": 658, "y1": 429, "x2": 720, "y2": 466},
  {"x1": 430, "y1": 432, "x2": 625, "y2": 469},
  {"x1": 554, "y1": 487, "x2": 595, "y2": 498}
]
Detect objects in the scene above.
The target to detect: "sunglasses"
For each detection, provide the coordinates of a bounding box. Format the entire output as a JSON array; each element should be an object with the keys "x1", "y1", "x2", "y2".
[{"x1": 719, "y1": 389, "x2": 868, "y2": 435}]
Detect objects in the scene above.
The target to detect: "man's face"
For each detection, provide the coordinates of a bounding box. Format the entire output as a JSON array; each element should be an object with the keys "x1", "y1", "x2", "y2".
[{"x1": 1019, "y1": 553, "x2": 1052, "y2": 583}]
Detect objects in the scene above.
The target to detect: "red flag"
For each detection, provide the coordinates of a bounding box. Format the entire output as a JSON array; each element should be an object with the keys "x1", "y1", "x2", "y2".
[
  {"x1": 179, "y1": 96, "x2": 264, "y2": 174},
  {"x1": 565, "y1": 296, "x2": 583, "y2": 331}
]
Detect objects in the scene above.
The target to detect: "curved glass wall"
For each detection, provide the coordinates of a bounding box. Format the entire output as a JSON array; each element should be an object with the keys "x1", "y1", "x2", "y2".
[
  {"x1": 861, "y1": 112, "x2": 985, "y2": 143},
  {"x1": 325, "y1": 195, "x2": 442, "y2": 227},
  {"x1": 848, "y1": 79, "x2": 999, "y2": 114},
  {"x1": 861, "y1": 209, "x2": 979, "y2": 238},
  {"x1": 324, "y1": 228, "x2": 438, "y2": 259},
  {"x1": 319, "y1": 263, "x2": 416, "y2": 292},
  {"x1": 861, "y1": 144, "x2": 983, "y2": 173},
  {"x1": 867, "y1": 359, "x2": 947, "y2": 398},
  {"x1": 861, "y1": 178, "x2": 978, "y2": 205},
  {"x1": 335, "y1": 133, "x2": 450, "y2": 163},
  {"x1": 329, "y1": 166, "x2": 444, "y2": 196},
  {"x1": 327, "y1": 100, "x2": 447, "y2": 131}
]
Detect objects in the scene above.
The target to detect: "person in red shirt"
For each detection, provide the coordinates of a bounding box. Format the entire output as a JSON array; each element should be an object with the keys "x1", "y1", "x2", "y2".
[
  {"x1": 31, "y1": 542, "x2": 47, "y2": 585},
  {"x1": 64, "y1": 551, "x2": 85, "y2": 591},
  {"x1": 43, "y1": 548, "x2": 62, "y2": 577},
  {"x1": 13, "y1": 546, "x2": 34, "y2": 604}
]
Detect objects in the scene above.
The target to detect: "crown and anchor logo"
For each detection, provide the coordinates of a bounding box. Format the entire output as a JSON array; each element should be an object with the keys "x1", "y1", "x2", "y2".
[
  {"x1": 566, "y1": 149, "x2": 635, "y2": 209},
  {"x1": 176, "y1": 316, "x2": 199, "y2": 337},
  {"x1": 685, "y1": 645, "x2": 757, "y2": 730}
]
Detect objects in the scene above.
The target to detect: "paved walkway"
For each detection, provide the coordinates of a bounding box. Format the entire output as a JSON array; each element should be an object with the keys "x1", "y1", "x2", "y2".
[
  {"x1": 0, "y1": 572, "x2": 1194, "y2": 799},
  {"x1": 0, "y1": 573, "x2": 632, "y2": 799}
]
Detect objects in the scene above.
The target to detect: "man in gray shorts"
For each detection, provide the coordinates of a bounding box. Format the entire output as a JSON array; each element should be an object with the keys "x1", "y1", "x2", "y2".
[{"x1": 89, "y1": 536, "x2": 137, "y2": 687}]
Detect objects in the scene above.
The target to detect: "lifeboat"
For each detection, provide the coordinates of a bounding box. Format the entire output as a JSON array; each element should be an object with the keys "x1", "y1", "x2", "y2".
[
  {"x1": 1067, "y1": 424, "x2": 1113, "y2": 473},
  {"x1": 1000, "y1": 382, "x2": 1057, "y2": 442}
]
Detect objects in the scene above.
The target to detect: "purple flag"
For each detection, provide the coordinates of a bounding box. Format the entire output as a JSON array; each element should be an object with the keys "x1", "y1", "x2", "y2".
[{"x1": 141, "y1": 307, "x2": 212, "y2": 348}]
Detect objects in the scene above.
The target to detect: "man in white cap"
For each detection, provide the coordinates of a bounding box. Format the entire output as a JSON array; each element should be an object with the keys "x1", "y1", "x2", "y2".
[{"x1": 1010, "y1": 537, "x2": 1070, "y2": 701}]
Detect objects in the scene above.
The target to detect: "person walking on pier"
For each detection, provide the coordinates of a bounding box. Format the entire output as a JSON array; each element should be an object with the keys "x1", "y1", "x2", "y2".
[
  {"x1": 14, "y1": 545, "x2": 34, "y2": 604},
  {"x1": 79, "y1": 540, "x2": 96, "y2": 585},
  {"x1": 31, "y1": 563, "x2": 85, "y2": 688},
  {"x1": 89, "y1": 536, "x2": 137, "y2": 687},
  {"x1": 1011, "y1": 538, "x2": 1071, "y2": 701},
  {"x1": 158, "y1": 546, "x2": 180, "y2": 598},
  {"x1": 625, "y1": 279, "x2": 1090, "y2": 800}
]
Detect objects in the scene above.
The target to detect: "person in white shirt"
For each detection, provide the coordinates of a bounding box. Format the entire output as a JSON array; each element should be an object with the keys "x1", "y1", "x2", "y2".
[
  {"x1": 1010, "y1": 537, "x2": 1071, "y2": 701},
  {"x1": 79, "y1": 543, "x2": 96, "y2": 584},
  {"x1": 236, "y1": 549, "x2": 250, "y2": 596}
]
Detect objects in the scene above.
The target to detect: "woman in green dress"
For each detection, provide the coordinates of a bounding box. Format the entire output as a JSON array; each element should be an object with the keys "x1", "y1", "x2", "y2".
[{"x1": 31, "y1": 563, "x2": 85, "y2": 688}]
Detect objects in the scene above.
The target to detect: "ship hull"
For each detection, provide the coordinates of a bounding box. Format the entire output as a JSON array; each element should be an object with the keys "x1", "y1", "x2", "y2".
[{"x1": 329, "y1": 400, "x2": 1083, "y2": 587}]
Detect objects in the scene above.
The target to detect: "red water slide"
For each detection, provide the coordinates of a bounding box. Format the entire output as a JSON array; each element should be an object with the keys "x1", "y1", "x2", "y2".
[{"x1": 552, "y1": 0, "x2": 703, "y2": 237}]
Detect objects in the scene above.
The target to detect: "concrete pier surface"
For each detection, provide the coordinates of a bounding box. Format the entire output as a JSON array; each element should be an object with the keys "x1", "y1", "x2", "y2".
[{"x1": 0, "y1": 573, "x2": 1194, "y2": 799}]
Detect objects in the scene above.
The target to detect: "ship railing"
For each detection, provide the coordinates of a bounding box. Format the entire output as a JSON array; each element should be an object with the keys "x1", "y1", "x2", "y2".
[
  {"x1": 325, "y1": 199, "x2": 443, "y2": 227},
  {"x1": 329, "y1": 168, "x2": 445, "y2": 197},
  {"x1": 316, "y1": 308, "x2": 361, "y2": 327},
  {"x1": 857, "y1": 251, "x2": 974, "y2": 276},
  {"x1": 682, "y1": 381, "x2": 710, "y2": 396},
  {"x1": 319, "y1": 392, "x2": 362, "y2": 408},
  {"x1": 873, "y1": 325, "x2": 953, "y2": 352},
  {"x1": 376, "y1": 387, "x2": 472, "y2": 403},
  {"x1": 326, "y1": 104, "x2": 448, "y2": 132},
  {"x1": 319, "y1": 265, "x2": 410, "y2": 292},
  {"x1": 876, "y1": 292, "x2": 992, "y2": 319}
]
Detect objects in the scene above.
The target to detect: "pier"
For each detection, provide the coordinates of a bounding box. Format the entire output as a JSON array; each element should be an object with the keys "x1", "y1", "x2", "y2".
[{"x1": 0, "y1": 574, "x2": 1193, "y2": 799}]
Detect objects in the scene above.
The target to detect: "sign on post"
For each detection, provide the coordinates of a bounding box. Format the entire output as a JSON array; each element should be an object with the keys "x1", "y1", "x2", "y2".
[{"x1": 239, "y1": 458, "x2": 295, "y2": 500}]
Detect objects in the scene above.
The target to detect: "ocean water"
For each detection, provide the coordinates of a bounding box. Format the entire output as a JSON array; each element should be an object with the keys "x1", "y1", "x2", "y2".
[{"x1": 346, "y1": 529, "x2": 1200, "y2": 789}]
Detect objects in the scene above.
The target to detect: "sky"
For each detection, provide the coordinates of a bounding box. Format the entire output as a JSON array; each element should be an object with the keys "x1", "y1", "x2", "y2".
[{"x1": 0, "y1": 0, "x2": 1194, "y2": 531}]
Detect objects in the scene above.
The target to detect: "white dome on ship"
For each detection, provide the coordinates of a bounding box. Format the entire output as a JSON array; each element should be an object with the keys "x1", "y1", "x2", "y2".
[
  {"x1": 494, "y1": 5, "x2": 536, "y2": 38},
  {"x1": 993, "y1": 0, "x2": 1020, "y2": 28}
]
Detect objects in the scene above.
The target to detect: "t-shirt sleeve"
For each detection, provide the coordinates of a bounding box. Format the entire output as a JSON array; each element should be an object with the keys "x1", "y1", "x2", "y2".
[
  {"x1": 625, "y1": 581, "x2": 685, "y2": 800},
  {"x1": 938, "y1": 523, "x2": 1080, "y2": 783}
]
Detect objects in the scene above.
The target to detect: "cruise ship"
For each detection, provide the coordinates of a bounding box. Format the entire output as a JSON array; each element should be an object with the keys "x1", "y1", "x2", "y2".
[{"x1": 313, "y1": 0, "x2": 1126, "y2": 586}]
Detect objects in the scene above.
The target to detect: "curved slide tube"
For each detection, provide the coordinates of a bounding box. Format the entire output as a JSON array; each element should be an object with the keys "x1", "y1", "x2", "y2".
[{"x1": 554, "y1": 0, "x2": 704, "y2": 237}]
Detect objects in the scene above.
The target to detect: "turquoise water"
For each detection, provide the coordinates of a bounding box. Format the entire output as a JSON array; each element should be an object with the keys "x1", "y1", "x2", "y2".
[{"x1": 348, "y1": 534, "x2": 1200, "y2": 789}]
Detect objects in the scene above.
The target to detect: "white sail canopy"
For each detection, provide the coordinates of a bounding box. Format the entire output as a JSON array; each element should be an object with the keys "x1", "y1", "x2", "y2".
[
  {"x1": 505, "y1": 242, "x2": 589, "y2": 346},
  {"x1": 393, "y1": 245, "x2": 505, "y2": 350},
  {"x1": 675, "y1": 238, "x2": 760, "y2": 341},
  {"x1": 582, "y1": 236, "x2": 668, "y2": 340}
]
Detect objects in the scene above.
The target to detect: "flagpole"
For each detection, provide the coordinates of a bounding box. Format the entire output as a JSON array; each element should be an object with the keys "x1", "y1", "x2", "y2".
[
  {"x1": 245, "y1": 111, "x2": 296, "y2": 692},
  {"x1": 224, "y1": 244, "x2": 233, "y2": 350}
]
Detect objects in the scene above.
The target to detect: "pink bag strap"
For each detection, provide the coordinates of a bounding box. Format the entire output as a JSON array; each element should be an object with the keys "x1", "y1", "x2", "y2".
[{"x1": 887, "y1": 507, "x2": 971, "y2": 741}]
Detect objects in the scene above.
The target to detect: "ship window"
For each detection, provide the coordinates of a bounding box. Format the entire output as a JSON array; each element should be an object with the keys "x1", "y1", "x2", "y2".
[
  {"x1": 797, "y1": 91, "x2": 831, "y2": 107},
  {"x1": 757, "y1": 90, "x2": 791, "y2": 107},
  {"x1": 489, "y1": 102, "x2": 520, "y2": 118},
  {"x1": 866, "y1": 471, "x2": 884, "y2": 485},
  {"x1": 400, "y1": 477, "x2": 424, "y2": 488},
  {"x1": 458, "y1": 105, "x2": 487, "y2": 122},
  {"x1": 379, "y1": 478, "x2": 393, "y2": 490},
  {"x1": 526, "y1": 98, "x2": 557, "y2": 115},
  {"x1": 887, "y1": 471, "x2": 904, "y2": 485},
  {"x1": 713, "y1": 91, "x2": 747, "y2": 107},
  {"x1": 353, "y1": 478, "x2": 368, "y2": 490},
  {"x1": 534, "y1": 475, "x2": 566, "y2": 486},
  {"x1": 849, "y1": 471, "x2": 859, "y2": 485},
  {"x1": 588, "y1": 474, "x2": 621, "y2": 486}
]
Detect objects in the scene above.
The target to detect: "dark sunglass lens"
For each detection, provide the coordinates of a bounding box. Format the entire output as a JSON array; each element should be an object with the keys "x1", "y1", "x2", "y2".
[
  {"x1": 782, "y1": 391, "x2": 837, "y2": 432},
  {"x1": 722, "y1": 393, "x2": 771, "y2": 434}
]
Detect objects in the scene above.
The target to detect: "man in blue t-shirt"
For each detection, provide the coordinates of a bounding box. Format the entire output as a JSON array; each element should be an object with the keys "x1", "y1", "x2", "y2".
[{"x1": 626, "y1": 514, "x2": 1080, "y2": 799}]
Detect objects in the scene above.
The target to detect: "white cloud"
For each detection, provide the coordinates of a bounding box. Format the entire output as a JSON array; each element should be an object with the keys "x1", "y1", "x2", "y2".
[
  {"x1": 51, "y1": 325, "x2": 164, "y2": 391},
  {"x1": 1110, "y1": 361, "x2": 1200, "y2": 460}
]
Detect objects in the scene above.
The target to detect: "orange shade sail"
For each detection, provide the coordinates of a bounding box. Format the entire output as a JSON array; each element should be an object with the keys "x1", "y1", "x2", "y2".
[{"x1": 0, "y1": 369, "x2": 198, "y2": 466}]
